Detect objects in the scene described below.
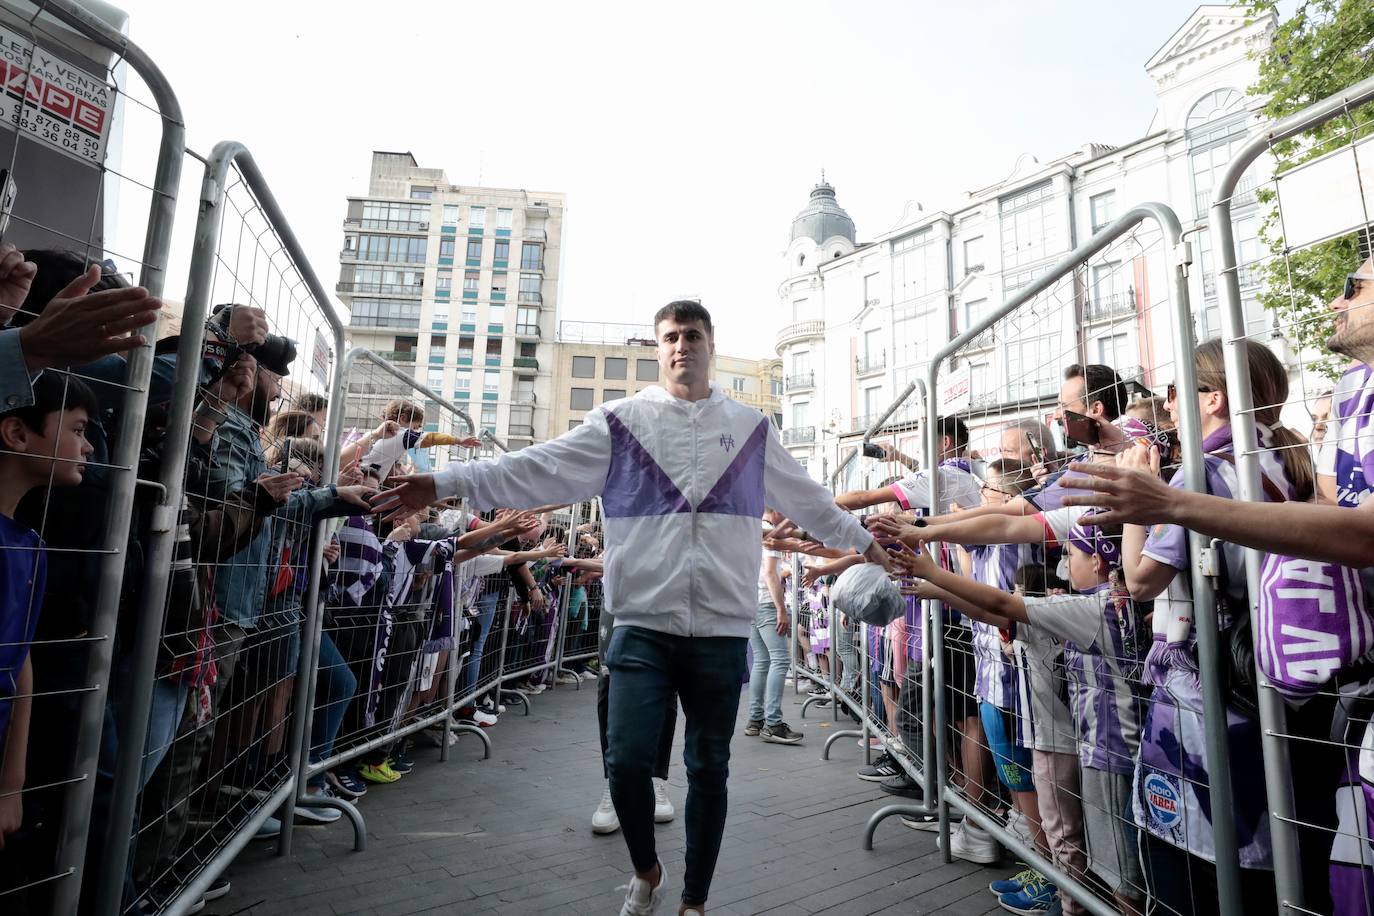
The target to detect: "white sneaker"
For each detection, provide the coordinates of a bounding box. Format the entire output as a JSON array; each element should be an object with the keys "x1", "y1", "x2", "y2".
[
  {"x1": 253, "y1": 815, "x2": 282, "y2": 840},
  {"x1": 857, "y1": 736, "x2": 883, "y2": 750},
  {"x1": 556, "y1": 672, "x2": 579, "y2": 685},
  {"x1": 592, "y1": 784, "x2": 620, "y2": 834},
  {"x1": 1006, "y1": 808, "x2": 1035, "y2": 848},
  {"x1": 423, "y1": 725, "x2": 458, "y2": 747},
  {"x1": 578, "y1": 669, "x2": 598, "y2": 681},
  {"x1": 653, "y1": 778, "x2": 675, "y2": 823},
  {"x1": 617, "y1": 860, "x2": 667, "y2": 916},
  {"x1": 460, "y1": 708, "x2": 498, "y2": 727},
  {"x1": 937, "y1": 821, "x2": 1001, "y2": 864},
  {"x1": 297, "y1": 785, "x2": 344, "y2": 824}
]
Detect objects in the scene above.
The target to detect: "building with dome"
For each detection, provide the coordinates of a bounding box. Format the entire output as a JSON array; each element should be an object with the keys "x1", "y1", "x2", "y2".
[{"x1": 773, "y1": 5, "x2": 1307, "y2": 483}]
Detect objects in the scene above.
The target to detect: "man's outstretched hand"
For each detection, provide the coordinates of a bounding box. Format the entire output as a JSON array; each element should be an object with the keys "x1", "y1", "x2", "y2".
[
  {"x1": 371, "y1": 473, "x2": 439, "y2": 524},
  {"x1": 862, "y1": 538, "x2": 896, "y2": 573}
]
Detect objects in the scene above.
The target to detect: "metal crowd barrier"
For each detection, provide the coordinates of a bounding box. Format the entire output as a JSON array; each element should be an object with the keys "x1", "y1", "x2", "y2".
[
  {"x1": 282, "y1": 346, "x2": 486, "y2": 863},
  {"x1": 552, "y1": 499, "x2": 603, "y2": 687},
  {"x1": 923, "y1": 202, "x2": 1208, "y2": 916},
  {"x1": 102, "y1": 141, "x2": 347, "y2": 916},
  {"x1": 1212, "y1": 73, "x2": 1374, "y2": 915},
  {"x1": 0, "y1": 1, "x2": 185, "y2": 914},
  {"x1": 803, "y1": 382, "x2": 940, "y2": 848}
]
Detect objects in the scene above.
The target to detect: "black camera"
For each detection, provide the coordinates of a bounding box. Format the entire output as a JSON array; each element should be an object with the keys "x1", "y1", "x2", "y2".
[{"x1": 208, "y1": 303, "x2": 298, "y2": 376}]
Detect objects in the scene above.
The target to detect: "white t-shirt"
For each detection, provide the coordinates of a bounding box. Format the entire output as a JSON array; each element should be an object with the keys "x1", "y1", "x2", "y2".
[
  {"x1": 361, "y1": 427, "x2": 425, "y2": 481},
  {"x1": 758, "y1": 549, "x2": 783, "y2": 607},
  {"x1": 1012, "y1": 622, "x2": 1078, "y2": 755},
  {"x1": 888, "y1": 459, "x2": 984, "y2": 515}
]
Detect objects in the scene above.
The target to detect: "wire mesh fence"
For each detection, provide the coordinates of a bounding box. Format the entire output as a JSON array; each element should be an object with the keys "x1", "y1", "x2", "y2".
[
  {"x1": 104, "y1": 141, "x2": 348, "y2": 916},
  {"x1": 1, "y1": 6, "x2": 1371, "y2": 914},
  {"x1": 0, "y1": 3, "x2": 185, "y2": 914},
  {"x1": 1210, "y1": 74, "x2": 1374, "y2": 916}
]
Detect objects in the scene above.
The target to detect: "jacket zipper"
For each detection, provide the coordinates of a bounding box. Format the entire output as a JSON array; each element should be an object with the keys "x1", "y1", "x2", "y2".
[{"x1": 688, "y1": 406, "x2": 699, "y2": 637}]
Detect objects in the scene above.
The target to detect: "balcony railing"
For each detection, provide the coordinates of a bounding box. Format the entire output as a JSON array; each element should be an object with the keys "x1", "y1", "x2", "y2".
[
  {"x1": 1007, "y1": 377, "x2": 1059, "y2": 401},
  {"x1": 781, "y1": 426, "x2": 816, "y2": 446},
  {"x1": 856, "y1": 351, "x2": 886, "y2": 376},
  {"x1": 849, "y1": 413, "x2": 878, "y2": 434},
  {"x1": 518, "y1": 291, "x2": 543, "y2": 305},
  {"x1": 511, "y1": 392, "x2": 537, "y2": 405},
  {"x1": 1196, "y1": 173, "x2": 1259, "y2": 215},
  {"x1": 509, "y1": 424, "x2": 536, "y2": 437},
  {"x1": 524, "y1": 228, "x2": 547, "y2": 242},
  {"x1": 346, "y1": 218, "x2": 425, "y2": 233},
  {"x1": 1084, "y1": 290, "x2": 1137, "y2": 323},
  {"x1": 774, "y1": 319, "x2": 825, "y2": 353},
  {"x1": 1202, "y1": 262, "x2": 1262, "y2": 298},
  {"x1": 515, "y1": 324, "x2": 541, "y2": 338},
  {"x1": 513, "y1": 356, "x2": 539, "y2": 371},
  {"x1": 1117, "y1": 365, "x2": 1145, "y2": 385},
  {"x1": 335, "y1": 281, "x2": 423, "y2": 297},
  {"x1": 960, "y1": 327, "x2": 995, "y2": 350},
  {"x1": 784, "y1": 371, "x2": 814, "y2": 392},
  {"x1": 374, "y1": 349, "x2": 417, "y2": 364}
]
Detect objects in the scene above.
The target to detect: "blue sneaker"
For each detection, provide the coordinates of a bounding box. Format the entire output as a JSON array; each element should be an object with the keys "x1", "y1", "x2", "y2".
[
  {"x1": 989, "y1": 865, "x2": 1039, "y2": 896},
  {"x1": 998, "y1": 871, "x2": 1059, "y2": 914}
]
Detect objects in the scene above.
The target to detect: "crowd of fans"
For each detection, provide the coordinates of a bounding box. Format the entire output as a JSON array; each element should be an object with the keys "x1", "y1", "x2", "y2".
[
  {"x1": 0, "y1": 246, "x2": 611, "y2": 915},
  {"x1": 2, "y1": 244, "x2": 1373, "y2": 916},
  {"x1": 756, "y1": 256, "x2": 1374, "y2": 916}
]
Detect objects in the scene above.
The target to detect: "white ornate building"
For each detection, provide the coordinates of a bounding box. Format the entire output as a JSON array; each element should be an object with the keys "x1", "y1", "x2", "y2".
[{"x1": 775, "y1": 6, "x2": 1296, "y2": 480}]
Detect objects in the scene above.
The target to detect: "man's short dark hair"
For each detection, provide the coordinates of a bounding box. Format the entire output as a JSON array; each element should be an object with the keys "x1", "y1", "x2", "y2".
[
  {"x1": 654, "y1": 300, "x2": 713, "y2": 336},
  {"x1": 1064, "y1": 363, "x2": 1128, "y2": 420},
  {"x1": 937, "y1": 415, "x2": 969, "y2": 452},
  {"x1": 295, "y1": 392, "x2": 327, "y2": 414},
  {"x1": 2, "y1": 371, "x2": 99, "y2": 432},
  {"x1": 12, "y1": 249, "x2": 130, "y2": 327}
]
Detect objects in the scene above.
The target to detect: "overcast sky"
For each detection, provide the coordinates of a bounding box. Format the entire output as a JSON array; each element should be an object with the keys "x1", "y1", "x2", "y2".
[{"x1": 114, "y1": 0, "x2": 1240, "y2": 359}]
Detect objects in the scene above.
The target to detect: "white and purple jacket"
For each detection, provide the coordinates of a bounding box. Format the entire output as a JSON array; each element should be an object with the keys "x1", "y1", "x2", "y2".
[{"x1": 431, "y1": 383, "x2": 872, "y2": 639}]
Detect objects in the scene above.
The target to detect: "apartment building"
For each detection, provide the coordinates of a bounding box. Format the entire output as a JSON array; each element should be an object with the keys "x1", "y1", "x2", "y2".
[
  {"x1": 775, "y1": 6, "x2": 1295, "y2": 479},
  {"x1": 338, "y1": 151, "x2": 563, "y2": 463}
]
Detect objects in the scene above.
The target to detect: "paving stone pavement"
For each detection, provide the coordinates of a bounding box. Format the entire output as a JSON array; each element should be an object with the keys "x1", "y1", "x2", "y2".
[{"x1": 212, "y1": 681, "x2": 1006, "y2": 915}]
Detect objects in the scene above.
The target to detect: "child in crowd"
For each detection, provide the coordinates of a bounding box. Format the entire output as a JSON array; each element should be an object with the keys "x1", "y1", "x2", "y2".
[
  {"x1": 0, "y1": 373, "x2": 97, "y2": 846},
  {"x1": 344, "y1": 399, "x2": 479, "y2": 481},
  {"x1": 895, "y1": 519, "x2": 1145, "y2": 916},
  {"x1": 954, "y1": 460, "x2": 1046, "y2": 868}
]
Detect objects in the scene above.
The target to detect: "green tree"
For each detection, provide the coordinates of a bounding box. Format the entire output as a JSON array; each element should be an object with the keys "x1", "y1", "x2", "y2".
[{"x1": 1245, "y1": 0, "x2": 1374, "y2": 379}]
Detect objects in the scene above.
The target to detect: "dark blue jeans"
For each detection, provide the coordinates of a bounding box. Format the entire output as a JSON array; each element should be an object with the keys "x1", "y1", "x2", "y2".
[
  {"x1": 462, "y1": 588, "x2": 500, "y2": 698},
  {"x1": 604, "y1": 626, "x2": 746, "y2": 907},
  {"x1": 309, "y1": 631, "x2": 357, "y2": 788}
]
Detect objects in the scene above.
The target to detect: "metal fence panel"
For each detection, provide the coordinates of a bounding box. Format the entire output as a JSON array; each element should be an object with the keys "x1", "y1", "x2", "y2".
[
  {"x1": 0, "y1": 2, "x2": 185, "y2": 914},
  {"x1": 1212, "y1": 73, "x2": 1374, "y2": 915},
  {"x1": 921, "y1": 202, "x2": 1221, "y2": 916},
  {"x1": 99, "y1": 142, "x2": 345, "y2": 916}
]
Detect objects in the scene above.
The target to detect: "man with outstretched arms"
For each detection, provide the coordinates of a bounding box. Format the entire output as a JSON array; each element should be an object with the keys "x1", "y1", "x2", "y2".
[{"x1": 374, "y1": 301, "x2": 888, "y2": 916}]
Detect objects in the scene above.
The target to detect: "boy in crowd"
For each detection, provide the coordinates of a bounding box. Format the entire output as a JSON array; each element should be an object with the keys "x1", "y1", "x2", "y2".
[
  {"x1": 345, "y1": 399, "x2": 479, "y2": 482},
  {"x1": 0, "y1": 372, "x2": 97, "y2": 846}
]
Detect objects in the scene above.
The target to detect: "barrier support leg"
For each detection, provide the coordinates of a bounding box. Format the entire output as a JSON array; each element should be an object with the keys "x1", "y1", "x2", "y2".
[
  {"x1": 822, "y1": 729, "x2": 863, "y2": 760},
  {"x1": 452, "y1": 722, "x2": 493, "y2": 759},
  {"x1": 501, "y1": 689, "x2": 531, "y2": 715},
  {"x1": 296, "y1": 795, "x2": 366, "y2": 852},
  {"x1": 863, "y1": 803, "x2": 933, "y2": 851}
]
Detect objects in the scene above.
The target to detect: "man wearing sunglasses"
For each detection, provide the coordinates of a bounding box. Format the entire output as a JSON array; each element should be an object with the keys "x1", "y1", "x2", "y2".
[{"x1": 1060, "y1": 255, "x2": 1374, "y2": 568}]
